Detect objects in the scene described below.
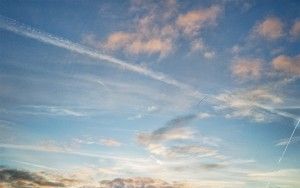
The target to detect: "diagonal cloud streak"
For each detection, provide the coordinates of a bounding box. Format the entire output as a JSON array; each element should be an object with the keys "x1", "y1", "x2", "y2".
[
  {"x1": 0, "y1": 15, "x2": 298, "y2": 122},
  {"x1": 0, "y1": 143, "x2": 148, "y2": 163},
  {"x1": 278, "y1": 119, "x2": 300, "y2": 163},
  {"x1": 0, "y1": 15, "x2": 201, "y2": 98}
]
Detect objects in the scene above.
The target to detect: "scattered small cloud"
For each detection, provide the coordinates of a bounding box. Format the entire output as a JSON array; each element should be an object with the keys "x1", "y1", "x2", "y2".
[
  {"x1": 290, "y1": 20, "x2": 300, "y2": 38},
  {"x1": 176, "y1": 5, "x2": 221, "y2": 36},
  {"x1": 272, "y1": 54, "x2": 300, "y2": 75},
  {"x1": 216, "y1": 88, "x2": 282, "y2": 122},
  {"x1": 231, "y1": 58, "x2": 263, "y2": 80},
  {"x1": 100, "y1": 138, "x2": 122, "y2": 147},
  {"x1": 190, "y1": 39, "x2": 215, "y2": 59},
  {"x1": 253, "y1": 17, "x2": 284, "y2": 40}
]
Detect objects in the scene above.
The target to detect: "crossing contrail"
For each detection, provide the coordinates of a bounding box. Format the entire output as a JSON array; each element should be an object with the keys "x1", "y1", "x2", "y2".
[
  {"x1": 0, "y1": 15, "x2": 202, "y2": 98},
  {"x1": 278, "y1": 119, "x2": 300, "y2": 164},
  {"x1": 266, "y1": 119, "x2": 300, "y2": 188}
]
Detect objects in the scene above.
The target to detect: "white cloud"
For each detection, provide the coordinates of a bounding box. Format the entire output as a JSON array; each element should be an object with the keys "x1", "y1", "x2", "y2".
[
  {"x1": 100, "y1": 138, "x2": 122, "y2": 147},
  {"x1": 248, "y1": 169, "x2": 300, "y2": 187},
  {"x1": 276, "y1": 136, "x2": 300, "y2": 146},
  {"x1": 216, "y1": 88, "x2": 282, "y2": 122}
]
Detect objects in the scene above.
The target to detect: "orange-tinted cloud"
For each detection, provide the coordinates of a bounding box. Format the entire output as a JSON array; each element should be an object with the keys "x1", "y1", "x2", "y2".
[
  {"x1": 272, "y1": 54, "x2": 300, "y2": 75},
  {"x1": 254, "y1": 17, "x2": 284, "y2": 40},
  {"x1": 290, "y1": 20, "x2": 300, "y2": 38},
  {"x1": 231, "y1": 58, "x2": 262, "y2": 80},
  {"x1": 176, "y1": 5, "x2": 221, "y2": 36}
]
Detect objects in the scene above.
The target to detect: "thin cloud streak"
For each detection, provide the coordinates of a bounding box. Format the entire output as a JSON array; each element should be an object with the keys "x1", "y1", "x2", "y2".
[
  {"x1": 0, "y1": 15, "x2": 298, "y2": 122},
  {"x1": 0, "y1": 15, "x2": 201, "y2": 98},
  {"x1": 0, "y1": 143, "x2": 148, "y2": 163},
  {"x1": 278, "y1": 120, "x2": 300, "y2": 163},
  {"x1": 10, "y1": 160, "x2": 58, "y2": 171}
]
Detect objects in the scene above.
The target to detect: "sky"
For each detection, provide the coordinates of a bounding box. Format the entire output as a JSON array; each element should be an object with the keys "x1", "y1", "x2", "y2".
[{"x1": 0, "y1": 0, "x2": 300, "y2": 187}]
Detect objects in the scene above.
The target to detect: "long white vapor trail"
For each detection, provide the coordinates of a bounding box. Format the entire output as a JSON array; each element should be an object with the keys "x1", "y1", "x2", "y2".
[
  {"x1": 11, "y1": 160, "x2": 58, "y2": 171},
  {"x1": 0, "y1": 15, "x2": 201, "y2": 98},
  {"x1": 0, "y1": 15, "x2": 298, "y2": 121},
  {"x1": 0, "y1": 143, "x2": 148, "y2": 163},
  {"x1": 266, "y1": 119, "x2": 300, "y2": 188},
  {"x1": 278, "y1": 119, "x2": 300, "y2": 163}
]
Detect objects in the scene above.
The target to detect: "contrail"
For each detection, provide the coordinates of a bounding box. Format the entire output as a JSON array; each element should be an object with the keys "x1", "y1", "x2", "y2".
[
  {"x1": 0, "y1": 143, "x2": 148, "y2": 163},
  {"x1": 11, "y1": 160, "x2": 58, "y2": 171},
  {"x1": 0, "y1": 15, "x2": 202, "y2": 98},
  {"x1": 266, "y1": 119, "x2": 300, "y2": 188},
  {"x1": 0, "y1": 15, "x2": 297, "y2": 121},
  {"x1": 277, "y1": 119, "x2": 300, "y2": 163}
]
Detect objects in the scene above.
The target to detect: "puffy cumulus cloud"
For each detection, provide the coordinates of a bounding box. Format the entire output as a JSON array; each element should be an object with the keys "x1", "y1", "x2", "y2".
[
  {"x1": 0, "y1": 168, "x2": 64, "y2": 187},
  {"x1": 176, "y1": 5, "x2": 221, "y2": 36},
  {"x1": 99, "y1": 177, "x2": 185, "y2": 188},
  {"x1": 231, "y1": 58, "x2": 263, "y2": 80},
  {"x1": 272, "y1": 54, "x2": 300, "y2": 75},
  {"x1": 254, "y1": 17, "x2": 284, "y2": 40},
  {"x1": 216, "y1": 88, "x2": 282, "y2": 122},
  {"x1": 290, "y1": 20, "x2": 300, "y2": 38}
]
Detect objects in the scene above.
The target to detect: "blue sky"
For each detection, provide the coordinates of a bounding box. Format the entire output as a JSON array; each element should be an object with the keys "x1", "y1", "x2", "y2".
[{"x1": 0, "y1": 0, "x2": 300, "y2": 187}]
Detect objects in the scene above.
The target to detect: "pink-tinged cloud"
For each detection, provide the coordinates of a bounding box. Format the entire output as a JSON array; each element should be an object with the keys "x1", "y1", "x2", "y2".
[
  {"x1": 231, "y1": 58, "x2": 262, "y2": 80},
  {"x1": 272, "y1": 54, "x2": 300, "y2": 75},
  {"x1": 254, "y1": 17, "x2": 284, "y2": 40},
  {"x1": 290, "y1": 20, "x2": 300, "y2": 38},
  {"x1": 176, "y1": 5, "x2": 221, "y2": 36}
]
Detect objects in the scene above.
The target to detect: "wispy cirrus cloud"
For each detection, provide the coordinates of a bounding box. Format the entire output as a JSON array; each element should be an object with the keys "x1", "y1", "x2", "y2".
[
  {"x1": 137, "y1": 113, "x2": 220, "y2": 159},
  {"x1": 248, "y1": 169, "x2": 300, "y2": 187},
  {"x1": 0, "y1": 143, "x2": 146, "y2": 163},
  {"x1": 215, "y1": 88, "x2": 283, "y2": 122},
  {"x1": 276, "y1": 135, "x2": 300, "y2": 146}
]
